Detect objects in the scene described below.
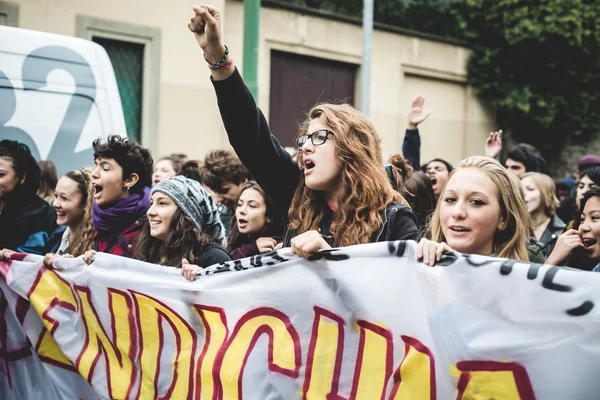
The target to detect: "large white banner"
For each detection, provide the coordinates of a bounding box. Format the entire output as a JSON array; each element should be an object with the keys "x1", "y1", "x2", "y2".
[{"x1": 1, "y1": 241, "x2": 599, "y2": 399}]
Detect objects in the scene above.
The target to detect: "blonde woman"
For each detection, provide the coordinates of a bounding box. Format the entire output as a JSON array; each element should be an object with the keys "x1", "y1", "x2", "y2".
[
  {"x1": 417, "y1": 156, "x2": 530, "y2": 265},
  {"x1": 520, "y1": 172, "x2": 565, "y2": 257},
  {"x1": 42, "y1": 169, "x2": 95, "y2": 266},
  {"x1": 188, "y1": 5, "x2": 418, "y2": 257}
]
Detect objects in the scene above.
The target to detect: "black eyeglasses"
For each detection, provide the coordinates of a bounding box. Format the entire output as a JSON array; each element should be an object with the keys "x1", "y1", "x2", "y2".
[{"x1": 296, "y1": 129, "x2": 334, "y2": 150}]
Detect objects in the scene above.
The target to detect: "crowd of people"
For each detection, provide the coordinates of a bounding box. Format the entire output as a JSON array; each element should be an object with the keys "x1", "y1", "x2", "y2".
[{"x1": 1, "y1": 4, "x2": 600, "y2": 279}]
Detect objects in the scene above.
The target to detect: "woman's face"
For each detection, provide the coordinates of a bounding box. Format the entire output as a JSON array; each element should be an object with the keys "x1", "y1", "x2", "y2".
[
  {"x1": 439, "y1": 168, "x2": 506, "y2": 256},
  {"x1": 0, "y1": 157, "x2": 20, "y2": 203},
  {"x1": 299, "y1": 118, "x2": 342, "y2": 194},
  {"x1": 147, "y1": 192, "x2": 178, "y2": 241},
  {"x1": 521, "y1": 176, "x2": 542, "y2": 214},
  {"x1": 236, "y1": 188, "x2": 267, "y2": 235},
  {"x1": 152, "y1": 160, "x2": 177, "y2": 186},
  {"x1": 91, "y1": 157, "x2": 130, "y2": 207},
  {"x1": 54, "y1": 176, "x2": 84, "y2": 229},
  {"x1": 576, "y1": 175, "x2": 597, "y2": 210},
  {"x1": 579, "y1": 196, "x2": 600, "y2": 261}
]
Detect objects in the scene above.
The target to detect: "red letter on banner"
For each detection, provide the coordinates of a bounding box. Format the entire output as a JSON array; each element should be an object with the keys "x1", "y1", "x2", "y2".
[
  {"x1": 453, "y1": 361, "x2": 536, "y2": 400},
  {"x1": 133, "y1": 291, "x2": 198, "y2": 400},
  {"x1": 349, "y1": 321, "x2": 394, "y2": 400},
  {"x1": 388, "y1": 335, "x2": 436, "y2": 400},
  {"x1": 192, "y1": 305, "x2": 228, "y2": 400},
  {"x1": 214, "y1": 307, "x2": 301, "y2": 400},
  {"x1": 302, "y1": 306, "x2": 346, "y2": 400},
  {"x1": 27, "y1": 269, "x2": 78, "y2": 371}
]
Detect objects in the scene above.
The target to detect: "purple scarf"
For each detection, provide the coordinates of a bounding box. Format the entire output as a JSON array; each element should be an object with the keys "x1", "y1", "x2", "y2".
[{"x1": 92, "y1": 188, "x2": 151, "y2": 237}]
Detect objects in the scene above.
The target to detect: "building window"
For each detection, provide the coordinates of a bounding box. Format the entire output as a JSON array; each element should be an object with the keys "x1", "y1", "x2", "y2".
[
  {"x1": 76, "y1": 16, "x2": 161, "y2": 152},
  {"x1": 0, "y1": 1, "x2": 19, "y2": 27},
  {"x1": 93, "y1": 37, "x2": 144, "y2": 142}
]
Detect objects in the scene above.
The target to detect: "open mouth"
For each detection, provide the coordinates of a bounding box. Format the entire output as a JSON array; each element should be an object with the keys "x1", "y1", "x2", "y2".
[
  {"x1": 583, "y1": 238, "x2": 597, "y2": 250},
  {"x1": 304, "y1": 160, "x2": 315, "y2": 170},
  {"x1": 56, "y1": 211, "x2": 66, "y2": 218},
  {"x1": 429, "y1": 176, "x2": 437, "y2": 186},
  {"x1": 238, "y1": 218, "x2": 248, "y2": 228},
  {"x1": 93, "y1": 184, "x2": 103, "y2": 199},
  {"x1": 150, "y1": 220, "x2": 161, "y2": 227},
  {"x1": 450, "y1": 226, "x2": 470, "y2": 233}
]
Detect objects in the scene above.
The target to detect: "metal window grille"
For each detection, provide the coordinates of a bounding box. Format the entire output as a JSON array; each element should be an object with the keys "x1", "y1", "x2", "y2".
[{"x1": 93, "y1": 36, "x2": 144, "y2": 143}]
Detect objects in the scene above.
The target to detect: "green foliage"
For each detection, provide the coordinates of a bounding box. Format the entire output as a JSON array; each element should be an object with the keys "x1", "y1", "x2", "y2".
[
  {"x1": 453, "y1": 0, "x2": 600, "y2": 147},
  {"x1": 285, "y1": 0, "x2": 600, "y2": 148},
  {"x1": 317, "y1": 0, "x2": 464, "y2": 39}
]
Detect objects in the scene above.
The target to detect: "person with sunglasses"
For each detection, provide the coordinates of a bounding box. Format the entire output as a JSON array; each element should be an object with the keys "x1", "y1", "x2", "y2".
[{"x1": 188, "y1": 5, "x2": 418, "y2": 257}]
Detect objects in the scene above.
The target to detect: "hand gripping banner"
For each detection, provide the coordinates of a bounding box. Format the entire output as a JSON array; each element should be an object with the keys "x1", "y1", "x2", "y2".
[{"x1": 1, "y1": 241, "x2": 599, "y2": 399}]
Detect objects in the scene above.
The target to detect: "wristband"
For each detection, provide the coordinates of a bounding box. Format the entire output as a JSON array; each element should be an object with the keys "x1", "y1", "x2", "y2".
[
  {"x1": 204, "y1": 45, "x2": 229, "y2": 68},
  {"x1": 209, "y1": 58, "x2": 234, "y2": 70}
]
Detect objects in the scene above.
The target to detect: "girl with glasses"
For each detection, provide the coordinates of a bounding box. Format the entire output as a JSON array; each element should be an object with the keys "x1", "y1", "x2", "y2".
[{"x1": 188, "y1": 5, "x2": 418, "y2": 257}]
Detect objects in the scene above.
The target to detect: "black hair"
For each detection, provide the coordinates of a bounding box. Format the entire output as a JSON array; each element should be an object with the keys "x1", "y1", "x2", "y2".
[
  {"x1": 574, "y1": 187, "x2": 600, "y2": 229},
  {"x1": 506, "y1": 144, "x2": 548, "y2": 174},
  {"x1": 227, "y1": 181, "x2": 284, "y2": 252},
  {"x1": 568, "y1": 187, "x2": 600, "y2": 270},
  {"x1": 0, "y1": 140, "x2": 41, "y2": 198},
  {"x1": 423, "y1": 158, "x2": 453, "y2": 173},
  {"x1": 92, "y1": 135, "x2": 153, "y2": 193},
  {"x1": 579, "y1": 166, "x2": 600, "y2": 186}
]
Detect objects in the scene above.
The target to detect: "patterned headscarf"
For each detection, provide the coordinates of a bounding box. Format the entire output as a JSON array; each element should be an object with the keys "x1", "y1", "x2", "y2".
[{"x1": 152, "y1": 176, "x2": 226, "y2": 245}]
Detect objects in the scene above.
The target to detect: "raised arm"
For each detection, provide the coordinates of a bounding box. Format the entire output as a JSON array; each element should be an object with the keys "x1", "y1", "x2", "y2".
[
  {"x1": 402, "y1": 96, "x2": 431, "y2": 169},
  {"x1": 188, "y1": 5, "x2": 300, "y2": 218}
]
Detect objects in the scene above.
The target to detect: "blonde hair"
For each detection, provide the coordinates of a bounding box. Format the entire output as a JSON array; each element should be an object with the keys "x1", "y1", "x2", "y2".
[
  {"x1": 521, "y1": 172, "x2": 559, "y2": 217},
  {"x1": 63, "y1": 168, "x2": 95, "y2": 256},
  {"x1": 430, "y1": 156, "x2": 529, "y2": 261},
  {"x1": 288, "y1": 103, "x2": 407, "y2": 247}
]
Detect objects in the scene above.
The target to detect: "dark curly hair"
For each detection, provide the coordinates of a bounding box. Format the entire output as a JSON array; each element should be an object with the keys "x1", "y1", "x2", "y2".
[
  {"x1": 0, "y1": 140, "x2": 41, "y2": 199},
  {"x1": 92, "y1": 135, "x2": 153, "y2": 193},
  {"x1": 199, "y1": 149, "x2": 251, "y2": 191},
  {"x1": 134, "y1": 208, "x2": 217, "y2": 267}
]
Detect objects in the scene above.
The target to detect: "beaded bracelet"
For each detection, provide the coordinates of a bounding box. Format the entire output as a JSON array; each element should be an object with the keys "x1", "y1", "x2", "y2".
[
  {"x1": 208, "y1": 58, "x2": 234, "y2": 70},
  {"x1": 204, "y1": 45, "x2": 229, "y2": 69}
]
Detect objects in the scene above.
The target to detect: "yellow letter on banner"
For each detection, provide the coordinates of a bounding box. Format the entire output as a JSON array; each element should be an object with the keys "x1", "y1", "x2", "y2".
[
  {"x1": 133, "y1": 291, "x2": 197, "y2": 400},
  {"x1": 388, "y1": 335, "x2": 435, "y2": 400},
  {"x1": 192, "y1": 305, "x2": 228, "y2": 400},
  {"x1": 452, "y1": 361, "x2": 536, "y2": 400},
  {"x1": 302, "y1": 307, "x2": 345, "y2": 400},
  {"x1": 349, "y1": 321, "x2": 394, "y2": 400},
  {"x1": 75, "y1": 287, "x2": 137, "y2": 399},
  {"x1": 27, "y1": 269, "x2": 78, "y2": 369},
  {"x1": 216, "y1": 307, "x2": 301, "y2": 400}
]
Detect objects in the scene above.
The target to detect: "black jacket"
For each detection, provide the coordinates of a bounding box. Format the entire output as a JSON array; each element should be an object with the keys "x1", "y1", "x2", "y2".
[
  {"x1": 212, "y1": 69, "x2": 418, "y2": 245},
  {"x1": 197, "y1": 242, "x2": 232, "y2": 268},
  {"x1": 0, "y1": 194, "x2": 56, "y2": 251}
]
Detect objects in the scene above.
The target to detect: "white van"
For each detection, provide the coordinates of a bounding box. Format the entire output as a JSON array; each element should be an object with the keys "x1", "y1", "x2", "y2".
[{"x1": 0, "y1": 25, "x2": 127, "y2": 174}]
